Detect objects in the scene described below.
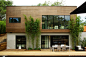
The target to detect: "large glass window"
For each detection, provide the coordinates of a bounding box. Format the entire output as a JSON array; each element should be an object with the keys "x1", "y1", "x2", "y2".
[
  {"x1": 42, "y1": 15, "x2": 70, "y2": 29},
  {"x1": 42, "y1": 16, "x2": 47, "y2": 29},
  {"x1": 9, "y1": 17, "x2": 21, "y2": 23},
  {"x1": 48, "y1": 15, "x2": 53, "y2": 29},
  {"x1": 64, "y1": 16, "x2": 70, "y2": 29}
]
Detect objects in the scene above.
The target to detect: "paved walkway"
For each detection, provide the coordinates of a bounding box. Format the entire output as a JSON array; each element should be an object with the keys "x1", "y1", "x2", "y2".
[{"x1": 0, "y1": 49, "x2": 86, "y2": 56}]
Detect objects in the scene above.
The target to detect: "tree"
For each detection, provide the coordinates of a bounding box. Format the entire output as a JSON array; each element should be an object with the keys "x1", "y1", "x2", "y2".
[
  {"x1": 68, "y1": 16, "x2": 84, "y2": 49},
  {"x1": 24, "y1": 15, "x2": 41, "y2": 49},
  {"x1": 0, "y1": 0, "x2": 13, "y2": 21},
  {"x1": 37, "y1": 0, "x2": 64, "y2": 6},
  {"x1": 0, "y1": 21, "x2": 6, "y2": 34}
]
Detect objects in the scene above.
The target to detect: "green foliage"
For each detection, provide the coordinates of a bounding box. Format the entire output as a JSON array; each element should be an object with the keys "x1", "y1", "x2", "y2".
[
  {"x1": 0, "y1": 21, "x2": 6, "y2": 34},
  {"x1": 24, "y1": 15, "x2": 41, "y2": 49},
  {"x1": 28, "y1": 48, "x2": 32, "y2": 50},
  {"x1": 80, "y1": 38, "x2": 86, "y2": 47},
  {"x1": 68, "y1": 16, "x2": 84, "y2": 48},
  {"x1": 72, "y1": 48, "x2": 75, "y2": 50},
  {"x1": 34, "y1": 48, "x2": 41, "y2": 50},
  {"x1": 38, "y1": 48, "x2": 41, "y2": 50},
  {"x1": 37, "y1": 0, "x2": 64, "y2": 6},
  {"x1": 0, "y1": 0, "x2": 13, "y2": 20}
]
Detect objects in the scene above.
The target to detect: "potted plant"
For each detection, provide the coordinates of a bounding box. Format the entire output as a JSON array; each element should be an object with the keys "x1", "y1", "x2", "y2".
[
  {"x1": 60, "y1": 24, "x2": 64, "y2": 29},
  {"x1": 27, "y1": 48, "x2": 41, "y2": 51},
  {"x1": 72, "y1": 48, "x2": 75, "y2": 51}
]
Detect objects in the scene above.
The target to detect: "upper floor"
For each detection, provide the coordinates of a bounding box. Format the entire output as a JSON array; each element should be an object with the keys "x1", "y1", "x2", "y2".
[{"x1": 6, "y1": 6, "x2": 77, "y2": 33}]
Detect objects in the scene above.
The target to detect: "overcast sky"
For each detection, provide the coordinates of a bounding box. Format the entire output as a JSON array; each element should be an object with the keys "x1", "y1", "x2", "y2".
[{"x1": 10, "y1": 0, "x2": 86, "y2": 21}]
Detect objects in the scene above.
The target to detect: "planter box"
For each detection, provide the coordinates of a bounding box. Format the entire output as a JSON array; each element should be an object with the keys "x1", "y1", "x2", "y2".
[
  {"x1": 25, "y1": 49, "x2": 41, "y2": 51},
  {"x1": 72, "y1": 49, "x2": 75, "y2": 51},
  {"x1": 0, "y1": 34, "x2": 5, "y2": 36}
]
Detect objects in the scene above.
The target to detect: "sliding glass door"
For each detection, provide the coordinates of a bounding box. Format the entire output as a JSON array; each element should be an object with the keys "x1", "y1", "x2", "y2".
[{"x1": 41, "y1": 35, "x2": 49, "y2": 49}]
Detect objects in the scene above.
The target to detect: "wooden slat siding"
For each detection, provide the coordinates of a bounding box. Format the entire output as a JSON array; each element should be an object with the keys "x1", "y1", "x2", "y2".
[{"x1": 6, "y1": 6, "x2": 77, "y2": 33}]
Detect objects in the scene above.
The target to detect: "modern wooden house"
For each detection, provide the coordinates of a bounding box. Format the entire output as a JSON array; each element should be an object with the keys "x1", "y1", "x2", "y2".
[{"x1": 6, "y1": 6, "x2": 77, "y2": 49}]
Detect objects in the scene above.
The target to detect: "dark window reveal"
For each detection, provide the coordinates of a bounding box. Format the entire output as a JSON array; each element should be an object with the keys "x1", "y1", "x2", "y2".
[{"x1": 9, "y1": 17, "x2": 21, "y2": 23}]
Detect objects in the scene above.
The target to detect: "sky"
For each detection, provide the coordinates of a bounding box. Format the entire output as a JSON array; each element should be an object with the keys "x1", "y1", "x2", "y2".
[{"x1": 10, "y1": 0, "x2": 86, "y2": 21}]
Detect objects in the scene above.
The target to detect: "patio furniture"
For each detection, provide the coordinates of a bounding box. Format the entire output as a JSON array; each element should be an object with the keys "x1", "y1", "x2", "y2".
[
  {"x1": 75, "y1": 45, "x2": 85, "y2": 51},
  {"x1": 62, "y1": 46, "x2": 66, "y2": 51},
  {"x1": 50, "y1": 46, "x2": 53, "y2": 51},
  {"x1": 57, "y1": 45, "x2": 61, "y2": 51},
  {"x1": 52, "y1": 45, "x2": 70, "y2": 52}
]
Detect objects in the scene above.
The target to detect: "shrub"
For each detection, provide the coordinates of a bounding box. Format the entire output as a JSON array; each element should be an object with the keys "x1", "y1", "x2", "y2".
[
  {"x1": 0, "y1": 21, "x2": 6, "y2": 34},
  {"x1": 28, "y1": 48, "x2": 32, "y2": 50},
  {"x1": 34, "y1": 48, "x2": 38, "y2": 50},
  {"x1": 80, "y1": 38, "x2": 86, "y2": 47},
  {"x1": 38, "y1": 48, "x2": 41, "y2": 50},
  {"x1": 34, "y1": 48, "x2": 41, "y2": 50},
  {"x1": 72, "y1": 48, "x2": 75, "y2": 50}
]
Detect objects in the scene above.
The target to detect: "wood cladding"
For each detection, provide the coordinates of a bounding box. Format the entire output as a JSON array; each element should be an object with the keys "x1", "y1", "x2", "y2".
[{"x1": 6, "y1": 6, "x2": 77, "y2": 33}]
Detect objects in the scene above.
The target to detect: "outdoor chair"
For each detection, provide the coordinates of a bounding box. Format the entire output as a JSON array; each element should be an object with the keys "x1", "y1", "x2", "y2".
[
  {"x1": 50, "y1": 46, "x2": 53, "y2": 51},
  {"x1": 57, "y1": 45, "x2": 61, "y2": 51},
  {"x1": 75, "y1": 46, "x2": 85, "y2": 51},
  {"x1": 62, "y1": 46, "x2": 66, "y2": 51}
]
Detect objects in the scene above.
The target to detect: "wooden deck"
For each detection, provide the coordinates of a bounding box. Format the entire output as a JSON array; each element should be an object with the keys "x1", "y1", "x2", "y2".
[{"x1": 0, "y1": 49, "x2": 86, "y2": 56}]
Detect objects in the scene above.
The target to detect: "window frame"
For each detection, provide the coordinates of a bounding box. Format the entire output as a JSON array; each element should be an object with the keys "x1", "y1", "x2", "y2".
[{"x1": 9, "y1": 17, "x2": 21, "y2": 23}]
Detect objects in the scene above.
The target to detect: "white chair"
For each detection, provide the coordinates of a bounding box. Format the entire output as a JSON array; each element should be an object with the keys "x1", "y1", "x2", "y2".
[
  {"x1": 57, "y1": 45, "x2": 61, "y2": 51},
  {"x1": 62, "y1": 46, "x2": 66, "y2": 51},
  {"x1": 50, "y1": 46, "x2": 53, "y2": 51}
]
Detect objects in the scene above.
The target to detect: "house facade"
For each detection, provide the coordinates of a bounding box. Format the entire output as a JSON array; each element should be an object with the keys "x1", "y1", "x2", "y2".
[{"x1": 6, "y1": 6, "x2": 77, "y2": 49}]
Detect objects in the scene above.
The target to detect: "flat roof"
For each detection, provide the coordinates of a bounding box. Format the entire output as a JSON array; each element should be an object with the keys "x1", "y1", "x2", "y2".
[{"x1": 6, "y1": 6, "x2": 77, "y2": 7}]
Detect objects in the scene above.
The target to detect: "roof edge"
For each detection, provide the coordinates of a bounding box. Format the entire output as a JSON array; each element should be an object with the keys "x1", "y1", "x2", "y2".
[{"x1": 6, "y1": 6, "x2": 77, "y2": 7}]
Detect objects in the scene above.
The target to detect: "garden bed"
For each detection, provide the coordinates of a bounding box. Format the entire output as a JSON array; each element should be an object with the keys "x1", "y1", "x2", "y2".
[
  {"x1": 0, "y1": 33, "x2": 6, "y2": 36},
  {"x1": 25, "y1": 49, "x2": 41, "y2": 51}
]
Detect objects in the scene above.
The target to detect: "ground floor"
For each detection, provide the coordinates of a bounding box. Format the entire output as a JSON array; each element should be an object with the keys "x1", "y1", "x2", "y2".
[{"x1": 7, "y1": 32, "x2": 86, "y2": 49}]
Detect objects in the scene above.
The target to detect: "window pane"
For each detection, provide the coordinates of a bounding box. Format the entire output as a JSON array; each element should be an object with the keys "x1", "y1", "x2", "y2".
[
  {"x1": 48, "y1": 15, "x2": 53, "y2": 29},
  {"x1": 42, "y1": 15, "x2": 48, "y2": 29},
  {"x1": 64, "y1": 16, "x2": 70, "y2": 29},
  {"x1": 41, "y1": 36, "x2": 49, "y2": 49},
  {"x1": 58, "y1": 16, "x2": 65, "y2": 29},
  {"x1": 9, "y1": 18, "x2": 13, "y2": 23},
  {"x1": 9, "y1": 17, "x2": 21, "y2": 23},
  {"x1": 54, "y1": 15, "x2": 59, "y2": 29}
]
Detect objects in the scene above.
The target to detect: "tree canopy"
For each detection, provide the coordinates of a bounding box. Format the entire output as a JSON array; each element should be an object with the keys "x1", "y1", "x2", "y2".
[
  {"x1": 0, "y1": 0, "x2": 13, "y2": 20},
  {"x1": 37, "y1": 0, "x2": 64, "y2": 6}
]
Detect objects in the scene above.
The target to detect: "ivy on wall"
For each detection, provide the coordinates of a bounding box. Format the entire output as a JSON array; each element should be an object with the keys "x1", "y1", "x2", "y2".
[{"x1": 24, "y1": 15, "x2": 41, "y2": 49}]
